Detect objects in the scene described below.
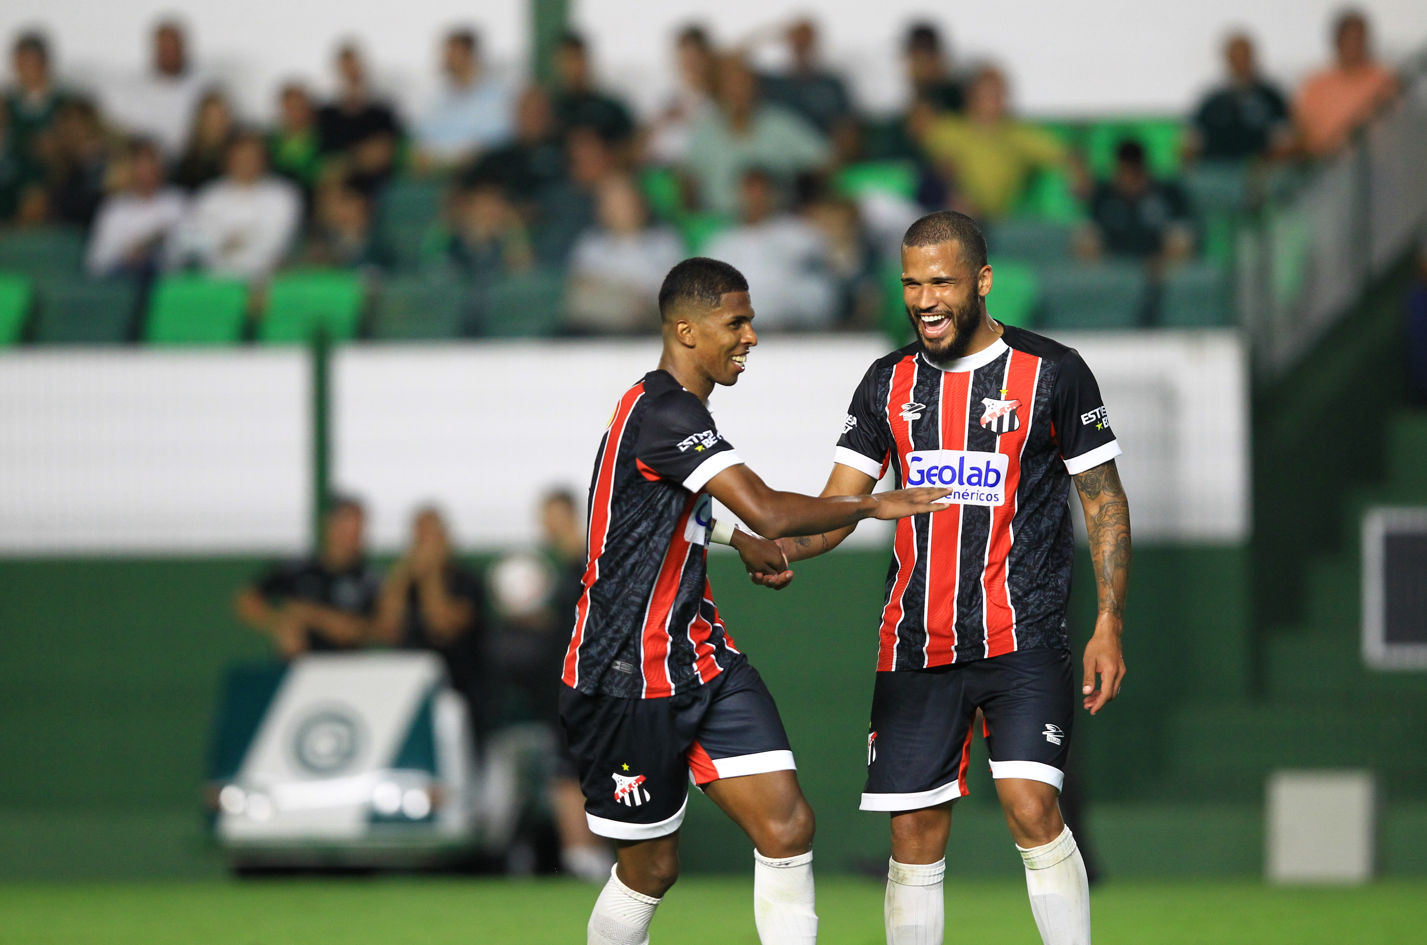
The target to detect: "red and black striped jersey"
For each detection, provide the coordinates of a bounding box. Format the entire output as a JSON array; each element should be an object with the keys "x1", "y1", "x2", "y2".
[
  {"x1": 835, "y1": 326, "x2": 1120, "y2": 670},
  {"x1": 563, "y1": 370, "x2": 745, "y2": 699}
]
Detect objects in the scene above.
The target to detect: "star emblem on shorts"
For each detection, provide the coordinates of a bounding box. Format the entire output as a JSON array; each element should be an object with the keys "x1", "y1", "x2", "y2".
[{"x1": 621, "y1": 763, "x2": 629, "y2": 771}]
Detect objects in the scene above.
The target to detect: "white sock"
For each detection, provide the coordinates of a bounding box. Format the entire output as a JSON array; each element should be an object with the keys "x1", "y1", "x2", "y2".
[
  {"x1": 884, "y1": 858, "x2": 945, "y2": 945},
  {"x1": 588, "y1": 864, "x2": 661, "y2": 945},
  {"x1": 753, "y1": 849, "x2": 818, "y2": 945},
  {"x1": 1017, "y1": 826, "x2": 1091, "y2": 945}
]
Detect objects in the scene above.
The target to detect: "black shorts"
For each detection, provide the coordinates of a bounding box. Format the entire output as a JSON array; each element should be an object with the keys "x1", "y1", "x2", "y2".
[
  {"x1": 862, "y1": 647, "x2": 1074, "y2": 811},
  {"x1": 559, "y1": 656, "x2": 795, "y2": 840}
]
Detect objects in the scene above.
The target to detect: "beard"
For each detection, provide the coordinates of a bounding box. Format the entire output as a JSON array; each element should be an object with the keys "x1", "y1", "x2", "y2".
[{"x1": 908, "y1": 294, "x2": 983, "y2": 367}]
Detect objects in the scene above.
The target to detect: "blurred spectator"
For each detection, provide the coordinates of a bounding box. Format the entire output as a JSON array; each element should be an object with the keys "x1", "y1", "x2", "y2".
[
  {"x1": 565, "y1": 176, "x2": 685, "y2": 333},
  {"x1": 102, "y1": 20, "x2": 207, "y2": 155},
  {"x1": 704, "y1": 168, "x2": 836, "y2": 330},
  {"x1": 87, "y1": 139, "x2": 186, "y2": 277},
  {"x1": 645, "y1": 25, "x2": 717, "y2": 166},
  {"x1": 293, "y1": 176, "x2": 374, "y2": 268},
  {"x1": 447, "y1": 181, "x2": 534, "y2": 280},
  {"x1": 1082, "y1": 139, "x2": 1193, "y2": 263},
  {"x1": 758, "y1": 19, "x2": 855, "y2": 156},
  {"x1": 414, "y1": 28, "x2": 513, "y2": 170},
  {"x1": 551, "y1": 32, "x2": 635, "y2": 146},
  {"x1": 1408, "y1": 234, "x2": 1427, "y2": 404},
  {"x1": 799, "y1": 176, "x2": 881, "y2": 327},
  {"x1": 171, "y1": 89, "x2": 234, "y2": 191},
  {"x1": 905, "y1": 22, "x2": 964, "y2": 114},
  {"x1": 1188, "y1": 33, "x2": 1292, "y2": 162},
  {"x1": 920, "y1": 65, "x2": 1069, "y2": 220},
  {"x1": 0, "y1": 99, "x2": 23, "y2": 220},
  {"x1": 269, "y1": 83, "x2": 322, "y2": 193},
  {"x1": 1294, "y1": 10, "x2": 1399, "y2": 156},
  {"x1": 316, "y1": 43, "x2": 402, "y2": 191},
  {"x1": 460, "y1": 86, "x2": 564, "y2": 204},
  {"x1": 235, "y1": 496, "x2": 380, "y2": 660},
  {"x1": 684, "y1": 54, "x2": 831, "y2": 216},
  {"x1": 5, "y1": 32, "x2": 71, "y2": 178},
  {"x1": 168, "y1": 131, "x2": 301, "y2": 280},
  {"x1": 37, "y1": 98, "x2": 112, "y2": 226},
  {"x1": 531, "y1": 125, "x2": 619, "y2": 264},
  {"x1": 373, "y1": 507, "x2": 489, "y2": 737}
]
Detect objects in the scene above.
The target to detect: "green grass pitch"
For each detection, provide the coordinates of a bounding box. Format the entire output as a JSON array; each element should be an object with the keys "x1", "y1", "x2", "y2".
[{"x1": 1, "y1": 876, "x2": 1423, "y2": 944}]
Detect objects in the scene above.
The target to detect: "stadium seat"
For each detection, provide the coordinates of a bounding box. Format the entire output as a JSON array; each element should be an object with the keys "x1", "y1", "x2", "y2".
[
  {"x1": 678, "y1": 213, "x2": 731, "y2": 255},
  {"x1": 0, "y1": 272, "x2": 33, "y2": 344},
  {"x1": 376, "y1": 179, "x2": 447, "y2": 272},
  {"x1": 1012, "y1": 168, "x2": 1086, "y2": 223},
  {"x1": 1184, "y1": 161, "x2": 1250, "y2": 213},
  {"x1": 32, "y1": 279, "x2": 138, "y2": 344},
  {"x1": 0, "y1": 226, "x2": 86, "y2": 282},
  {"x1": 1085, "y1": 119, "x2": 1184, "y2": 179},
  {"x1": 259, "y1": 271, "x2": 365, "y2": 343},
  {"x1": 370, "y1": 275, "x2": 468, "y2": 340},
  {"x1": 145, "y1": 275, "x2": 248, "y2": 344},
  {"x1": 835, "y1": 161, "x2": 918, "y2": 200},
  {"x1": 985, "y1": 258, "x2": 1039, "y2": 328},
  {"x1": 1037, "y1": 261, "x2": 1147, "y2": 329},
  {"x1": 986, "y1": 219, "x2": 1073, "y2": 263},
  {"x1": 1159, "y1": 261, "x2": 1232, "y2": 327},
  {"x1": 479, "y1": 269, "x2": 566, "y2": 337},
  {"x1": 639, "y1": 166, "x2": 684, "y2": 222}
]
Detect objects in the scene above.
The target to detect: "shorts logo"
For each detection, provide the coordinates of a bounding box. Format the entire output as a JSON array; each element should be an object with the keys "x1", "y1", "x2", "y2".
[
  {"x1": 900, "y1": 402, "x2": 926, "y2": 422},
  {"x1": 677, "y1": 429, "x2": 722, "y2": 453},
  {"x1": 612, "y1": 772, "x2": 651, "y2": 806},
  {"x1": 843, "y1": 414, "x2": 858, "y2": 435},
  {"x1": 867, "y1": 731, "x2": 877, "y2": 765},
  {"x1": 904, "y1": 450, "x2": 1009, "y2": 506},
  {"x1": 1080, "y1": 405, "x2": 1110, "y2": 431},
  {"x1": 979, "y1": 394, "x2": 1022, "y2": 434},
  {"x1": 1042, "y1": 724, "x2": 1064, "y2": 746}
]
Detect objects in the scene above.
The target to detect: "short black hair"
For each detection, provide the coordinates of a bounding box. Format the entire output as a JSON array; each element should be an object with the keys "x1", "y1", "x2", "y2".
[
  {"x1": 1334, "y1": 8, "x2": 1368, "y2": 39},
  {"x1": 902, "y1": 211, "x2": 987, "y2": 271},
  {"x1": 14, "y1": 31, "x2": 49, "y2": 63},
  {"x1": 678, "y1": 24, "x2": 712, "y2": 51},
  {"x1": 558, "y1": 31, "x2": 586, "y2": 53},
  {"x1": 1116, "y1": 138, "x2": 1146, "y2": 168},
  {"x1": 905, "y1": 23, "x2": 941, "y2": 54},
  {"x1": 543, "y1": 488, "x2": 577, "y2": 509},
  {"x1": 325, "y1": 493, "x2": 363, "y2": 516},
  {"x1": 658, "y1": 257, "x2": 749, "y2": 321},
  {"x1": 447, "y1": 29, "x2": 478, "y2": 53}
]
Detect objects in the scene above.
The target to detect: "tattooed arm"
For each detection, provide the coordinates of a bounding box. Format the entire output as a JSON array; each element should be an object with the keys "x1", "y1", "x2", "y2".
[{"x1": 1073, "y1": 458, "x2": 1131, "y2": 714}]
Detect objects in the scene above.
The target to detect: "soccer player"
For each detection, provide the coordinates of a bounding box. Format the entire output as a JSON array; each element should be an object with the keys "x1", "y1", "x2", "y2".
[
  {"x1": 563, "y1": 257, "x2": 952, "y2": 945},
  {"x1": 766, "y1": 211, "x2": 1131, "y2": 945}
]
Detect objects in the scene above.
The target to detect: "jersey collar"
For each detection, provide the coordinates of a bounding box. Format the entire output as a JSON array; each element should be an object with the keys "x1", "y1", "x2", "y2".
[{"x1": 919, "y1": 336, "x2": 1008, "y2": 373}]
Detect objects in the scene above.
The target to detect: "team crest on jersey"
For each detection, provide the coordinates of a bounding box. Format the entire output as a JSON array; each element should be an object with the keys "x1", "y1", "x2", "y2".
[
  {"x1": 900, "y1": 402, "x2": 926, "y2": 422},
  {"x1": 612, "y1": 771, "x2": 651, "y2": 806},
  {"x1": 979, "y1": 395, "x2": 1022, "y2": 434}
]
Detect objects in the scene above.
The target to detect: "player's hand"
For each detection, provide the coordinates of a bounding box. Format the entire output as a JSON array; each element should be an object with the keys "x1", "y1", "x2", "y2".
[
  {"x1": 1081, "y1": 617, "x2": 1125, "y2": 714},
  {"x1": 732, "y1": 529, "x2": 794, "y2": 591},
  {"x1": 870, "y1": 486, "x2": 955, "y2": 520}
]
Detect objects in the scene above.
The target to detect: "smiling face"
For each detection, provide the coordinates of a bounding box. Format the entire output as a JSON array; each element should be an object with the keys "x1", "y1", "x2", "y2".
[
  {"x1": 679, "y1": 291, "x2": 758, "y2": 388},
  {"x1": 901, "y1": 241, "x2": 991, "y2": 364}
]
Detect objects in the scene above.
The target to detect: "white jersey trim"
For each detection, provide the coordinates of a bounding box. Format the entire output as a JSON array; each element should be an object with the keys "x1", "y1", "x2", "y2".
[
  {"x1": 586, "y1": 797, "x2": 688, "y2": 840},
  {"x1": 919, "y1": 337, "x2": 1008, "y2": 373},
  {"x1": 834, "y1": 446, "x2": 884, "y2": 479},
  {"x1": 683, "y1": 449, "x2": 744, "y2": 493},
  {"x1": 711, "y1": 749, "x2": 797, "y2": 780},
  {"x1": 988, "y1": 760, "x2": 1065, "y2": 791},
  {"x1": 1063, "y1": 440, "x2": 1122, "y2": 476},
  {"x1": 860, "y1": 778, "x2": 964, "y2": 812}
]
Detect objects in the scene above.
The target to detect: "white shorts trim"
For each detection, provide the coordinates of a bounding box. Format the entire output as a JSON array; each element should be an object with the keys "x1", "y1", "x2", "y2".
[
  {"x1": 586, "y1": 797, "x2": 688, "y2": 841},
  {"x1": 989, "y1": 760, "x2": 1065, "y2": 791},
  {"x1": 683, "y1": 450, "x2": 744, "y2": 494},
  {"x1": 834, "y1": 446, "x2": 884, "y2": 479},
  {"x1": 860, "y1": 778, "x2": 964, "y2": 812},
  {"x1": 1062, "y1": 440, "x2": 1121, "y2": 476},
  {"x1": 712, "y1": 749, "x2": 796, "y2": 780}
]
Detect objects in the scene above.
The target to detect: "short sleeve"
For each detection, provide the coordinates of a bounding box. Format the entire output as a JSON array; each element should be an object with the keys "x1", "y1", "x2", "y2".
[
  {"x1": 1050, "y1": 350, "x2": 1122, "y2": 475},
  {"x1": 834, "y1": 363, "x2": 892, "y2": 479},
  {"x1": 634, "y1": 391, "x2": 743, "y2": 493}
]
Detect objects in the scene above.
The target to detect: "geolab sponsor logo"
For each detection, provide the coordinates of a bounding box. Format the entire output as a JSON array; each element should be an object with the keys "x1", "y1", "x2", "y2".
[{"x1": 904, "y1": 450, "x2": 1009, "y2": 506}]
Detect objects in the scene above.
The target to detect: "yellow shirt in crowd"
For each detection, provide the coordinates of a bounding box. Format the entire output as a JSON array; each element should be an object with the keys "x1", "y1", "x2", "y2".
[{"x1": 921, "y1": 117, "x2": 1067, "y2": 219}]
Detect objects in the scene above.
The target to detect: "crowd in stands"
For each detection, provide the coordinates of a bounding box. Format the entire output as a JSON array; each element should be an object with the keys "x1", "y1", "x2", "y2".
[{"x1": 0, "y1": 9, "x2": 1410, "y2": 338}]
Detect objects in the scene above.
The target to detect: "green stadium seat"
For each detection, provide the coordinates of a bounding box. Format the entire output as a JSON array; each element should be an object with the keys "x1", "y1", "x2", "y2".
[
  {"x1": 985, "y1": 258, "x2": 1039, "y2": 328},
  {"x1": 1085, "y1": 119, "x2": 1184, "y2": 180},
  {"x1": 259, "y1": 271, "x2": 365, "y2": 343},
  {"x1": 145, "y1": 275, "x2": 248, "y2": 344},
  {"x1": 639, "y1": 166, "x2": 685, "y2": 222},
  {"x1": 1012, "y1": 168, "x2": 1086, "y2": 223},
  {"x1": 1184, "y1": 161, "x2": 1250, "y2": 213},
  {"x1": 480, "y1": 268, "x2": 566, "y2": 337},
  {"x1": 835, "y1": 161, "x2": 919, "y2": 200},
  {"x1": 1037, "y1": 261, "x2": 1146, "y2": 329},
  {"x1": 1158, "y1": 261, "x2": 1232, "y2": 327},
  {"x1": 370, "y1": 275, "x2": 468, "y2": 340},
  {"x1": 0, "y1": 226, "x2": 86, "y2": 281},
  {"x1": 33, "y1": 279, "x2": 138, "y2": 343},
  {"x1": 986, "y1": 219, "x2": 1073, "y2": 263},
  {"x1": 376, "y1": 179, "x2": 447, "y2": 272},
  {"x1": 678, "y1": 213, "x2": 731, "y2": 255},
  {"x1": 0, "y1": 272, "x2": 33, "y2": 344}
]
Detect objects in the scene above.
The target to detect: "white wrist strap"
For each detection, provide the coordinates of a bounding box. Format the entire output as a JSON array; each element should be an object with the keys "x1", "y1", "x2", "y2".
[{"x1": 710, "y1": 519, "x2": 737, "y2": 545}]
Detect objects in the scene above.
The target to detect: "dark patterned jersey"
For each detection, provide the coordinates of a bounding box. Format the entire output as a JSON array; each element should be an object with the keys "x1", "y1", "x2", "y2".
[
  {"x1": 563, "y1": 370, "x2": 746, "y2": 698},
  {"x1": 835, "y1": 327, "x2": 1120, "y2": 670}
]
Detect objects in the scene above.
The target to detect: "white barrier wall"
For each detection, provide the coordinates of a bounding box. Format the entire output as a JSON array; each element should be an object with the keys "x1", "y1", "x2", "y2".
[{"x1": 0, "y1": 332, "x2": 1247, "y2": 555}]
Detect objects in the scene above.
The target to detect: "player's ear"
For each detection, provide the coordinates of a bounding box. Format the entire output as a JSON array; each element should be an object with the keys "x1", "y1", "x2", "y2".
[
  {"x1": 978, "y1": 263, "x2": 993, "y2": 301},
  {"x1": 671, "y1": 312, "x2": 698, "y2": 348}
]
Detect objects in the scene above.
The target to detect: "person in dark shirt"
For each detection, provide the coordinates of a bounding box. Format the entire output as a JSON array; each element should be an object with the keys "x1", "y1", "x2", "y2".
[
  {"x1": 1188, "y1": 33, "x2": 1292, "y2": 162},
  {"x1": 531, "y1": 124, "x2": 616, "y2": 264},
  {"x1": 905, "y1": 22, "x2": 964, "y2": 114},
  {"x1": 758, "y1": 18, "x2": 854, "y2": 150},
  {"x1": 316, "y1": 44, "x2": 401, "y2": 195},
  {"x1": 1085, "y1": 139, "x2": 1193, "y2": 262},
  {"x1": 234, "y1": 496, "x2": 381, "y2": 659},
  {"x1": 550, "y1": 32, "x2": 635, "y2": 146},
  {"x1": 373, "y1": 507, "x2": 488, "y2": 736},
  {"x1": 460, "y1": 86, "x2": 565, "y2": 204},
  {"x1": 171, "y1": 89, "x2": 234, "y2": 192},
  {"x1": 5, "y1": 32, "x2": 72, "y2": 189}
]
